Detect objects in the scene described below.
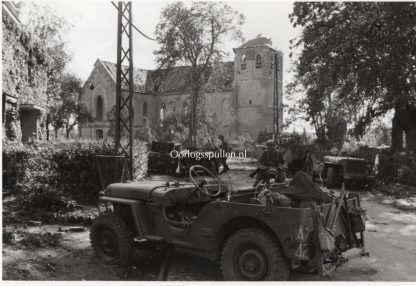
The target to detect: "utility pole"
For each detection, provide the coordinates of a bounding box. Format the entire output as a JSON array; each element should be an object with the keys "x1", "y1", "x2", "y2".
[
  {"x1": 115, "y1": 1, "x2": 134, "y2": 180},
  {"x1": 273, "y1": 53, "x2": 278, "y2": 138},
  {"x1": 274, "y1": 53, "x2": 280, "y2": 137}
]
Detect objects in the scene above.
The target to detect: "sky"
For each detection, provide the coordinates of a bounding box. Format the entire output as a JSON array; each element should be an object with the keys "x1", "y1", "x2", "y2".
[{"x1": 25, "y1": 0, "x2": 301, "y2": 84}]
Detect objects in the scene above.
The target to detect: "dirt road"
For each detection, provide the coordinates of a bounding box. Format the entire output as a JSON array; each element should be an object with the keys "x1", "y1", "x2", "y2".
[{"x1": 3, "y1": 158, "x2": 416, "y2": 281}]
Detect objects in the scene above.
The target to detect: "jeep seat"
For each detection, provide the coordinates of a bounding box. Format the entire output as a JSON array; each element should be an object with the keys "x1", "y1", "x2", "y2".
[{"x1": 232, "y1": 186, "x2": 257, "y2": 196}]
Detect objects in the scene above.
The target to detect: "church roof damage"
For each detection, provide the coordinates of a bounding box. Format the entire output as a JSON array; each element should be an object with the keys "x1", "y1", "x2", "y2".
[{"x1": 96, "y1": 60, "x2": 234, "y2": 94}]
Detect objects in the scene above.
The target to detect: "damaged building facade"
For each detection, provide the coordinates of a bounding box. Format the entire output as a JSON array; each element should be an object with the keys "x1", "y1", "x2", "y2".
[
  {"x1": 2, "y1": 2, "x2": 47, "y2": 143},
  {"x1": 79, "y1": 37, "x2": 283, "y2": 141}
]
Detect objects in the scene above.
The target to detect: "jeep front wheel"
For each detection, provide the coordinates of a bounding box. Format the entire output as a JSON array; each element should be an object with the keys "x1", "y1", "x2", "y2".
[
  {"x1": 90, "y1": 212, "x2": 135, "y2": 266},
  {"x1": 220, "y1": 228, "x2": 289, "y2": 281}
]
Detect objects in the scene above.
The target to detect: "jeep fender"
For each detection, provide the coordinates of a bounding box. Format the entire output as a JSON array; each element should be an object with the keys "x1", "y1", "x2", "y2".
[
  {"x1": 99, "y1": 196, "x2": 149, "y2": 237},
  {"x1": 194, "y1": 201, "x2": 314, "y2": 261}
]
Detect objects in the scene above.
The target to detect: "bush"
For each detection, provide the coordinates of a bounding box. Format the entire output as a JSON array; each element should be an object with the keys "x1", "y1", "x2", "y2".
[
  {"x1": 2, "y1": 138, "x2": 148, "y2": 206},
  {"x1": 377, "y1": 151, "x2": 416, "y2": 185},
  {"x1": 277, "y1": 132, "x2": 306, "y2": 150},
  {"x1": 230, "y1": 133, "x2": 259, "y2": 158}
]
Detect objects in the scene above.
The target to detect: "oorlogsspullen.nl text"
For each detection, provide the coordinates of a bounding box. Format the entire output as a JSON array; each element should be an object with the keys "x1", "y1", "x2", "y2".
[{"x1": 170, "y1": 150, "x2": 247, "y2": 160}]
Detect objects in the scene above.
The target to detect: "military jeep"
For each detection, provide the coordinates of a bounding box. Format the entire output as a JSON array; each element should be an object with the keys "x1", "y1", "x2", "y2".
[
  {"x1": 178, "y1": 147, "x2": 221, "y2": 175},
  {"x1": 90, "y1": 166, "x2": 367, "y2": 280},
  {"x1": 322, "y1": 156, "x2": 374, "y2": 189},
  {"x1": 148, "y1": 141, "x2": 181, "y2": 174}
]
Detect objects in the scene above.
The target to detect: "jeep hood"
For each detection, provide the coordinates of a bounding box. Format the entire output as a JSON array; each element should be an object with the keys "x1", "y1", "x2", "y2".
[
  {"x1": 105, "y1": 181, "x2": 169, "y2": 201},
  {"x1": 104, "y1": 181, "x2": 195, "y2": 202}
]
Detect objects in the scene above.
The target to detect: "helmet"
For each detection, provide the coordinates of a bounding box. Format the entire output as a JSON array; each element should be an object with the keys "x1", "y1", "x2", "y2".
[{"x1": 265, "y1": 140, "x2": 276, "y2": 147}]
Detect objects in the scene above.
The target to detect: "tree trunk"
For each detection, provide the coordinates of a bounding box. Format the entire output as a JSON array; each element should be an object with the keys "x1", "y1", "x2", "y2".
[
  {"x1": 406, "y1": 127, "x2": 416, "y2": 151},
  {"x1": 45, "y1": 117, "x2": 50, "y2": 141},
  {"x1": 189, "y1": 81, "x2": 199, "y2": 147},
  {"x1": 404, "y1": 105, "x2": 416, "y2": 151},
  {"x1": 391, "y1": 105, "x2": 416, "y2": 152},
  {"x1": 189, "y1": 90, "x2": 196, "y2": 146},
  {"x1": 391, "y1": 107, "x2": 403, "y2": 151},
  {"x1": 66, "y1": 122, "x2": 75, "y2": 139}
]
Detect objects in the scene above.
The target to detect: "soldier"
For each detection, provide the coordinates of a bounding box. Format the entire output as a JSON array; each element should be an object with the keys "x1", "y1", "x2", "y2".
[
  {"x1": 250, "y1": 139, "x2": 286, "y2": 186},
  {"x1": 218, "y1": 135, "x2": 230, "y2": 173}
]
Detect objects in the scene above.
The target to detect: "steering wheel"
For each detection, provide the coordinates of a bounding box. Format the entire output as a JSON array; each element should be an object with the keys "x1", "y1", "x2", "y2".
[{"x1": 189, "y1": 165, "x2": 222, "y2": 197}]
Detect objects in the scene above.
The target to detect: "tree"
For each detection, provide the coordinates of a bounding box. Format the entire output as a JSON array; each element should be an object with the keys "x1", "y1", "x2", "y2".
[
  {"x1": 288, "y1": 2, "x2": 416, "y2": 151},
  {"x1": 21, "y1": 2, "x2": 72, "y2": 140},
  {"x1": 361, "y1": 121, "x2": 392, "y2": 147},
  {"x1": 106, "y1": 106, "x2": 117, "y2": 138},
  {"x1": 134, "y1": 117, "x2": 154, "y2": 142},
  {"x1": 48, "y1": 73, "x2": 92, "y2": 138},
  {"x1": 154, "y1": 1, "x2": 244, "y2": 145},
  {"x1": 59, "y1": 74, "x2": 92, "y2": 138}
]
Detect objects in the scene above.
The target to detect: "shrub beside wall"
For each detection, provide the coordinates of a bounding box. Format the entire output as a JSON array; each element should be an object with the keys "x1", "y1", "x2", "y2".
[
  {"x1": 2, "y1": 139, "x2": 147, "y2": 206},
  {"x1": 377, "y1": 152, "x2": 416, "y2": 185}
]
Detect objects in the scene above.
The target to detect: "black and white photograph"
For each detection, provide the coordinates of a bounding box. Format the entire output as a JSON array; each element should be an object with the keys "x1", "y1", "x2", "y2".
[{"x1": 2, "y1": 0, "x2": 416, "y2": 282}]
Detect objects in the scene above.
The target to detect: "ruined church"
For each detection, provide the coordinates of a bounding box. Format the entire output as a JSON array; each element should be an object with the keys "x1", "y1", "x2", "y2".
[{"x1": 79, "y1": 37, "x2": 283, "y2": 141}]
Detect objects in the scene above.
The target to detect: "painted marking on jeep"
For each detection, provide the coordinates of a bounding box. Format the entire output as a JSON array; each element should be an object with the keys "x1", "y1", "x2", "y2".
[
  {"x1": 294, "y1": 242, "x2": 309, "y2": 260},
  {"x1": 297, "y1": 227, "x2": 304, "y2": 242}
]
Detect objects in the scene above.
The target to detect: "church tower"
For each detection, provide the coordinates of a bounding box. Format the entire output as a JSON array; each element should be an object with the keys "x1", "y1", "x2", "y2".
[{"x1": 233, "y1": 37, "x2": 283, "y2": 139}]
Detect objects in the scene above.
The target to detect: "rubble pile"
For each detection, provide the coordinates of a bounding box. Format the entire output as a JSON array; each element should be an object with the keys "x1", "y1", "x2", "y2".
[{"x1": 20, "y1": 232, "x2": 62, "y2": 248}]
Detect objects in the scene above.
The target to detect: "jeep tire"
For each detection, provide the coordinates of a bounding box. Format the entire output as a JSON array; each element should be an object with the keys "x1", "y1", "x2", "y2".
[
  {"x1": 90, "y1": 212, "x2": 135, "y2": 266},
  {"x1": 220, "y1": 228, "x2": 289, "y2": 281}
]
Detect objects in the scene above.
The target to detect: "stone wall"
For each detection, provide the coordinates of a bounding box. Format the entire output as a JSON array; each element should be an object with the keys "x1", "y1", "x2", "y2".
[
  {"x1": 2, "y1": 10, "x2": 48, "y2": 142},
  {"x1": 233, "y1": 44, "x2": 282, "y2": 139},
  {"x1": 81, "y1": 60, "x2": 116, "y2": 122}
]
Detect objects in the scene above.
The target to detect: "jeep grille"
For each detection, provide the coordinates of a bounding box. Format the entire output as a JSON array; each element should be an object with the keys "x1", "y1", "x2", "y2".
[{"x1": 346, "y1": 159, "x2": 367, "y2": 174}]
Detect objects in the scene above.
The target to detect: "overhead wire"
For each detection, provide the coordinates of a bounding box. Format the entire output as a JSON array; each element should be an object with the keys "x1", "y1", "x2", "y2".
[{"x1": 110, "y1": 1, "x2": 156, "y2": 41}]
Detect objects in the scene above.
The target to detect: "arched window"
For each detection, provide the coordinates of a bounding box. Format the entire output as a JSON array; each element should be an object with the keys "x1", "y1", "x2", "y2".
[
  {"x1": 256, "y1": 54, "x2": 262, "y2": 68},
  {"x1": 142, "y1": 102, "x2": 148, "y2": 117},
  {"x1": 96, "y1": 96, "x2": 103, "y2": 121},
  {"x1": 160, "y1": 103, "x2": 166, "y2": 122},
  {"x1": 169, "y1": 101, "x2": 174, "y2": 113},
  {"x1": 241, "y1": 54, "x2": 246, "y2": 70}
]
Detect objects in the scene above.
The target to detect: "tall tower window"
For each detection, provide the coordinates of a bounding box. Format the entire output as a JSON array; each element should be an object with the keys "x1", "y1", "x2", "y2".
[
  {"x1": 160, "y1": 103, "x2": 166, "y2": 122},
  {"x1": 96, "y1": 96, "x2": 103, "y2": 121},
  {"x1": 256, "y1": 54, "x2": 262, "y2": 68},
  {"x1": 184, "y1": 103, "x2": 189, "y2": 116},
  {"x1": 142, "y1": 102, "x2": 148, "y2": 117},
  {"x1": 241, "y1": 54, "x2": 246, "y2": 70}
]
